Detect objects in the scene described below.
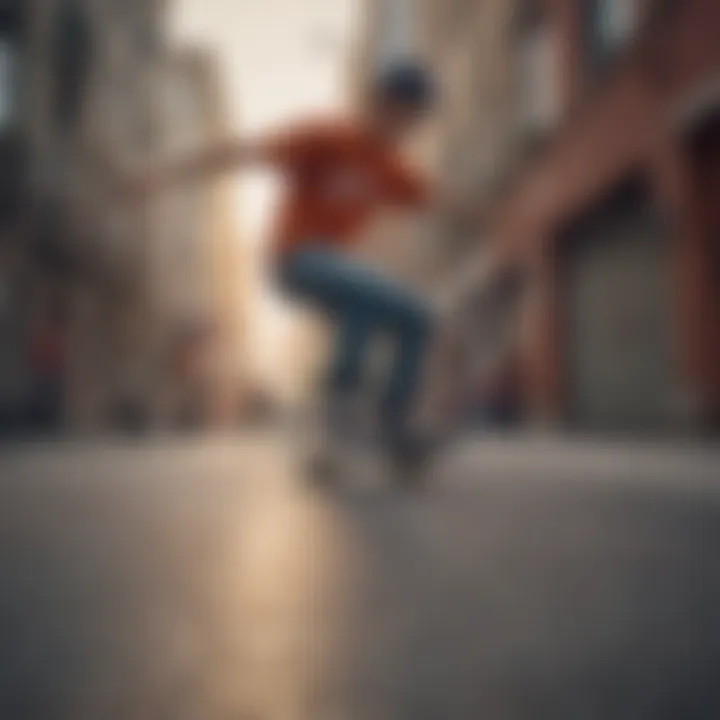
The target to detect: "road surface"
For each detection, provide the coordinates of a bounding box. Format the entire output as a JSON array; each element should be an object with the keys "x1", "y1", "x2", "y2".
[{"x1": 0, "y1": 433, "x2": 718, "y2": 719}]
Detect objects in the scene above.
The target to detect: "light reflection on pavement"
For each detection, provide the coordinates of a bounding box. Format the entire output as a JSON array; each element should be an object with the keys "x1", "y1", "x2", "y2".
[{"x1": 0, "y1": 433, "x2": 718, "y2": 719}]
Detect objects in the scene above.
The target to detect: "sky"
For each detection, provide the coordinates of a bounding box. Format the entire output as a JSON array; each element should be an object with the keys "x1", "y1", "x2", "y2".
[
  {"x1": 169, "y1": 0, "x2": 358, "y2": 239},
  {"x1": 168, "y1": 0, "x2": 358, "y2": 390}
]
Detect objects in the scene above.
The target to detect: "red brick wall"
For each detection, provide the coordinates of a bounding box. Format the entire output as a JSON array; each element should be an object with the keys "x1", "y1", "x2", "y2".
[
  {"x1": 485, "y1": 0, "x2": 720, "y2": 425},
  {"x1": 681, "y1": 114, "x2": 720, "y2": 425},
  {"x1": 521, "y1": 245, "x2": 564, "y2": 423}
]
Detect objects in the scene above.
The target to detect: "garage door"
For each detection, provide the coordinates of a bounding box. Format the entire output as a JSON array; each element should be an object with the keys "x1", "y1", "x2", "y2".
[{"x1": 565, "y1": 188, "x2": 678, "y2": 432}]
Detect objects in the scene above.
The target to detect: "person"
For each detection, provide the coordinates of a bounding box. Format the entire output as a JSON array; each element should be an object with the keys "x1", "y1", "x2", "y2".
[{"x1": 118, "y1": 62, "x2": 470, "y2": 467}]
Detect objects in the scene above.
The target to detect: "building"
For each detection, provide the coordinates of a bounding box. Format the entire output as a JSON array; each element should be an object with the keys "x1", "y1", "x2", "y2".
[
  {"x1": 0, "y1": 1, "x2": 32, "y2": 432},
  {"x1": 473, "y1": 0, "x2": 720, "y2": 435},
  {"x1": 21, "y1": 0, "x2": 171, "y2": 432},
  {"x1": 153, "y1": 48, "x2": 246, "y2": 428},
  {"x1": 353, "y1": 0, "x2": 526, "y2": 426},
  {"x1": 354, "y1": 0, "x2": 720, "y2": 436},
  {"x1": 0, "y1": 0, "x2": 245, "y2": 435},
  {"x1": 150, "y1": 47, "x2": 245, "y2": 428},
  {"x1": 419, "y1": 0, "x2": 528, "y2": 422},
  {"x1": 0, "y1": 0, "x2": 165, "y2": 433}
]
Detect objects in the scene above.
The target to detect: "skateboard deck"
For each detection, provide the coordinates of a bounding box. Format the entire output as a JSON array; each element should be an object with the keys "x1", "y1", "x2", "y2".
[
  {"x1": 301, "y1": 423, "x2": 439, "y2": 491},
  {"x1": 294, "y1": 395, "x2": 448, "y2": 490}
]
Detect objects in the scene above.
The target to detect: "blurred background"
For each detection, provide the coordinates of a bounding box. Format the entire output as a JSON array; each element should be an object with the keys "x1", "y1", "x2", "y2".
[
  {"x1": 0, "y1": 3, "x2": 719, "y2": 719},
  {"x1": 0, "y1": 0, "x2": 717, "y2": 441}
]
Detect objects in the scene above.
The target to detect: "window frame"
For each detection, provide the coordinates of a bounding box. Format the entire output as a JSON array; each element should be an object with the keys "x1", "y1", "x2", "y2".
[
  {"x1": 376, "y1": 0, "x2": 418, "y2": 69},
  {"x1": 515, "y1": 10, "x2": 559, "y2": 146},
  {"x1": 0, "y1": 35, "x2": 21, "y2": 132},
  {"x1": 583, "y1": 0, "x2": 639, "y2": 78},
  {"x1": 50, "y1": 0, "x2": 93, "y2": 133}
]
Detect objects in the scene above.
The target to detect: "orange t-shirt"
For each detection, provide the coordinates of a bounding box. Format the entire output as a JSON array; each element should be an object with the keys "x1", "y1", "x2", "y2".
[{"x1": 261, "y1": 119, "x2": 429, "y2": 258}]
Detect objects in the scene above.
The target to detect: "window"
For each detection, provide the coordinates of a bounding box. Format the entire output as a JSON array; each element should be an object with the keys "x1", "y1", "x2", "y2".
[
  {"x1": 376, "y1": 0, "x2": 417, "y2": 68},
  {"x1": 518, "y1": 21, "x2": 559, "y2": 139},
  {"x1": 0, "y1": 37, "x2": 19, "y2": 129},
  {"x1": 600, "y1": 0, "x2": 637, "y2": 45},
  {"x1": 51, "y1": 1, "x2": 92, "y2": 132},
  {"x1": 585, "y1": 0, "x2": 638, "y2": 73}
]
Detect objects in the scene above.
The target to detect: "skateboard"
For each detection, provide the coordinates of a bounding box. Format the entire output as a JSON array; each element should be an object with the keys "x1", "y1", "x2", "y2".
[
  {"x1": 300, "y1": 410, "x2": 438, "y2": 491},
  {"x1": 293, "y1": 384, "x2": 453, "y2": 490}
]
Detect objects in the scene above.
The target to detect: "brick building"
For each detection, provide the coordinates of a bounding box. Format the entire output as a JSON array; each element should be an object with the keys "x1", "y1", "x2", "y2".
[
  {"x1": 352, "y1": 0, "x2": 719, "y2": 435},
  {"x1": 478, "y1": 0, "x2": 720, "y2": 434}
]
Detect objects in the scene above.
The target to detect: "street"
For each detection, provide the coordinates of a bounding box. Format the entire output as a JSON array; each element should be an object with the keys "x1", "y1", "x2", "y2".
[{"x1": 0, "y1": 434, "x2": 718, "y2": 719}]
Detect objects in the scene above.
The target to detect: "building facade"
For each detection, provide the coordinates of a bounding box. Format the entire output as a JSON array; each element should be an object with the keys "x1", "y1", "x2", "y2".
[
  {"x1": 477, "y1": 0, "x2": 720, "y2": 435},
  {"x1": 28, "y1": 0, "x2": 171, "y2": 432},
  {"x1": 354, "y1": 0, "x2": 527, "y2": 426},
  {"x1": 354, "y1": 0, "x2": 720, "y2": 436},
  {"x1": 150, "y1": 47, "x2": 245, "y2": 428},
  {"x1": 0, "y1": 0, "x2": 245, "y2": 435},
  {"x1": 0, "y1": 0, "x2": 167, "y2": 433}
]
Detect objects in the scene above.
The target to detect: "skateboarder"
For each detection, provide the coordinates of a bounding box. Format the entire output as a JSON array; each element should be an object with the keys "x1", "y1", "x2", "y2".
[{"x1": 118, "y1": 61, "x2": 466, "y2": 471}]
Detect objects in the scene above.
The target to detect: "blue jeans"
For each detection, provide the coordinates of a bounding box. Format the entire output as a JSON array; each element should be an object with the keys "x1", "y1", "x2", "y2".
[{"x1": 277, "y1": 247, "x2": 433, "y2": 437}]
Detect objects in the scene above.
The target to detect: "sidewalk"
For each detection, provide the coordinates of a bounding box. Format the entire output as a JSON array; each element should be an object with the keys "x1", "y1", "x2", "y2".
[{"x1": 447, "y1": 430, "x2": 720, "y2": 490}]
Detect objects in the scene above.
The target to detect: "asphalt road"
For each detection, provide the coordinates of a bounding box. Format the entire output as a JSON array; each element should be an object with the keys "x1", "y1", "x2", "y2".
[{"x1": 0, "y1": 434, "x2": 718, "y2": 719}]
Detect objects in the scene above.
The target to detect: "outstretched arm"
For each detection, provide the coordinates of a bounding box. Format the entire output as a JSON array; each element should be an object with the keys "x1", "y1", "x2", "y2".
[
  {"x1": 104, "y1": 121, "x2": 323, "y2": 199},
  {"x1": 122, "y1": 138, "x2": 267, "y2": 195}
]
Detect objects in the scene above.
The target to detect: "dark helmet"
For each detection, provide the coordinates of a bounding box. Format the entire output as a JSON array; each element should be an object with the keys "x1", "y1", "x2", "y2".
[{"x1": 374, "y1": 60, "x2": 436, "y2": 111}]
